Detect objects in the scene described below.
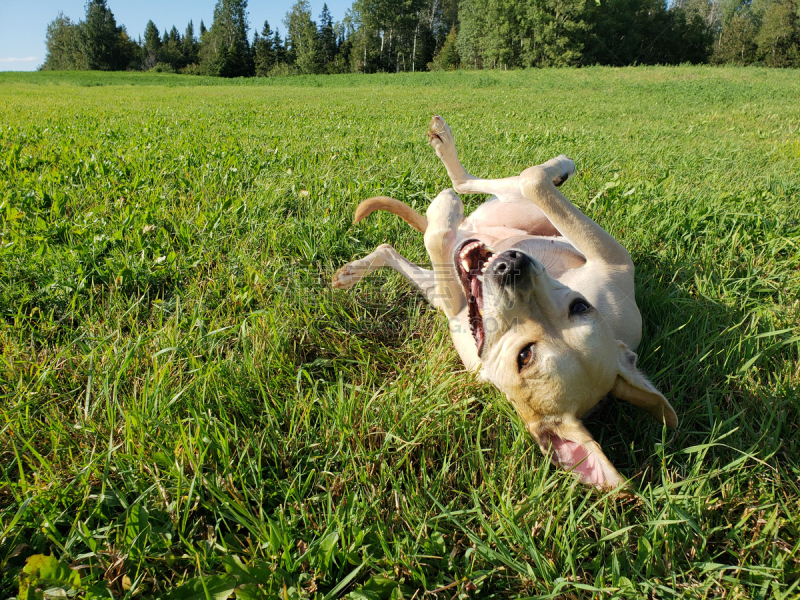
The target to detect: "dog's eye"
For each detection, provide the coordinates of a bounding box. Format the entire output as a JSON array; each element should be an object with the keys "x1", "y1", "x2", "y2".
[
  {"x1": 569, "y1": 299, "x2": 591, "y2": 316},
  {"x1": 517, "y1": 343, "x2": 535, "y2": 370}
]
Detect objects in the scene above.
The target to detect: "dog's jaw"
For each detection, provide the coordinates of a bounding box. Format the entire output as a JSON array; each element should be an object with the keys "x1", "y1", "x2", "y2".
[{"x1": 454, "y1": 239, "x2": 495, "y2": 355}]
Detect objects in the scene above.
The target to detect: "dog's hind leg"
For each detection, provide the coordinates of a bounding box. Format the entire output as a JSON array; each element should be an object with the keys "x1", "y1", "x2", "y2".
[
  {"x1": 427, "y1": 115, "x2": 475, "y2": 190},
  {"x1": 332, "y1": 244, "x2": 439, "y2": 305},
  {"x1": 424, "y1": 188, "x2": 467, "y2": 318},
  {"x1": 427, "y1": 115, "x2": 574, "y2": 197}
]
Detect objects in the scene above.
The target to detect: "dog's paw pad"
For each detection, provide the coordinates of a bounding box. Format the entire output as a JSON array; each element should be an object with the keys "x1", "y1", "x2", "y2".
[
  {"x1": 332, "y1": 264, "x2": 359, "y2": 289},
  {"x1": 428, "y1": 115, "x2": 455, "y2": 154}
]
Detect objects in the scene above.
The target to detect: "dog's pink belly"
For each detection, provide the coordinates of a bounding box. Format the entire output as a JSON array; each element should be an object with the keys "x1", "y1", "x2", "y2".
[{"x1": 464, "y1": 197, "x2": 560, "y2": 237}]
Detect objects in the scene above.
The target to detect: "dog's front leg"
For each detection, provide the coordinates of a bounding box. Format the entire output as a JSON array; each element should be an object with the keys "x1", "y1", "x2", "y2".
[
  {"x1": 424, "y1": 188, "x2": 466, "y2": 319},
  {"x1": 332, "y1": 244, "x2": 438, "y2": 301},
  {"x1": 519, "y1": 159, "x2": 633, "y2": 267}
]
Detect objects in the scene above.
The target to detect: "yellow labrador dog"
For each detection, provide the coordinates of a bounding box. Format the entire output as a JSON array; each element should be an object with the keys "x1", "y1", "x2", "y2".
[{"x1": 333, "y1": 116, "x2": 677, "y2": 489}]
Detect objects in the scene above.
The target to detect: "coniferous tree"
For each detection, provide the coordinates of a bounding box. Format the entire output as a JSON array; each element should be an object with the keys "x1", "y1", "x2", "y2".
[
  {"x1": 284, "y1": 0, "x2": 322, "y2": 73},
  {"x1": 183, "y1": 20, "x2": 199, "y2": 66},
  {"x1": 143, "y1": 20, "x2": 162, "y2": 68},
  {"x1": 327, "y1": 19, "x2": 353, "y2": 72},
  {"x1": 419, "y1": 0, "x2": 459, "y2": 69},
  {"x1": 262, "y1": 19, "x2": 274, "y2": 42},
  {"x1": 42, "y1": 2, "x2": 138, "y2": 71},
  {"x1": 711, "y1": 2, "x2": 760, "y2": 64},
  {"x1": 82, "y1": 0, "x2": 123, "y2": 69},
  {"x1": 42, "y1": 13, "x2": 88, "y2": 70},
  {"x1": 523, "y1": 0, "x2": 588, "y2": 67},
  {"x1": 200, "y1": 0, "x2": 254, "y2": 76},
  {"x1": 158, "y1": 25, "x2": 184, "y2": 70},
  {"x1": 428, "y1": 25, "x2": 459, "y2": 69},
  {"x1": 319, "y1": 4, "x2": 337, "y2": 68},
  {"x1": 198, "y1": 19, "x2": 208, "y2": 65},
  {"x1": 254, "y1": 20, "x2": 276, "y2": 75},
  {"x1": 252, "y1": 30, "x2": 262, "y2": 71},
  {"x1": 115, "y1": 29, "x2": 141, "y2": 70},
  {"x1": 273, "y1": 28, "x2": 287, "y2": 65},
  {"x1": 755, "y1": 0, "x2": 800, "y2": 66}
]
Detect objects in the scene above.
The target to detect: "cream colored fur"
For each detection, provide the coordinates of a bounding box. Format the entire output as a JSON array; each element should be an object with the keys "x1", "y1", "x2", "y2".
[{"x1": 333, "y1": 116, "x2": 677, "y2": 490}]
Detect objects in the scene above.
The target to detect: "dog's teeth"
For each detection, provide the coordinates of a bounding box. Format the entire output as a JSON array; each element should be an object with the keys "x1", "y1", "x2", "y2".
[
  {"x1": 461, "y1": 259, "x2": 470, "y2": 270},
  {"x1": 462, "y1": 241, "x2": 481, "y2": 255},
  {"x1": 477, "y1": 275, "x2": 484, "y2": 282}
]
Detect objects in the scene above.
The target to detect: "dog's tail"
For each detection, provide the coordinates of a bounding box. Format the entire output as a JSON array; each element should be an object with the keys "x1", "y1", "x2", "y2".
[{"x1": 354, "y1": 196, "x2": 428, "y2": 233}]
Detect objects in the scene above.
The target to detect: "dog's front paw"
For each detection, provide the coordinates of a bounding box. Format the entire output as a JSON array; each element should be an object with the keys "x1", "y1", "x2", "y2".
[
  {"x1": 332, "y1": 263, "x2": 361, "y2": 289},
  {"x1": 550, "y1": 155, "x2": 576, "y2": 187},
  {"x1": 427, "y1": 115, "x2": 456, "y2": 159}
]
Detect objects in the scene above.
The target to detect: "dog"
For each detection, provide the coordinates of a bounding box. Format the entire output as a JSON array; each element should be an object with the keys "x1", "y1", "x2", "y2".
[{"x1": 332, "y1": 115, "x2": 677, "y2": 489}]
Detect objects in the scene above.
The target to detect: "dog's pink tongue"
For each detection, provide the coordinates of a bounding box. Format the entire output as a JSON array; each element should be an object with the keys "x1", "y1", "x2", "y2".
[
  {"x1": 469, "y1": 273, "x2": 482, "y2": 302},
  {"x1": 545, "y1": 435, "x2": 607, "y2": 487},
  {"x1": 467, "y1": 272, "x2": 484, "y2": 351}
]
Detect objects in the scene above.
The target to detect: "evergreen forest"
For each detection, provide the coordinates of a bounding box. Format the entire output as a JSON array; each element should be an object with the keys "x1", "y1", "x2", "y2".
[{"x1": 40, "y1": 0, "x2": 800, "y2": 76}]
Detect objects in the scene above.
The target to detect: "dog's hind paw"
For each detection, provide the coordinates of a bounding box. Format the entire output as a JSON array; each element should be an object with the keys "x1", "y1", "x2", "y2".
[
  {"x1": 427, "y1": 115, "x2": 456, "y2": 159},
  {"x1": 331, "y1": 263, "x2": 361, "y2": 289}
]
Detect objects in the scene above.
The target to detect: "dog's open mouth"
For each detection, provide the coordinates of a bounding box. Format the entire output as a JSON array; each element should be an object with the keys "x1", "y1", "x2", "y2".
[{"x1": 456, "y1": 239, "x2": 495, "y2": 354}]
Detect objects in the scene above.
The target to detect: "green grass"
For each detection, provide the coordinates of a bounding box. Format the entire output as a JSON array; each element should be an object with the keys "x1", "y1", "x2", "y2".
[{"x1": 1, "y1": 66, "x2": 799, "y2": 599}]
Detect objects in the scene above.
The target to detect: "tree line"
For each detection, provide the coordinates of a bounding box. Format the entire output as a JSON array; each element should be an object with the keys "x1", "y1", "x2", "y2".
[{"x1": 42, "y1": 0, "x2": 800, "y2": 74}]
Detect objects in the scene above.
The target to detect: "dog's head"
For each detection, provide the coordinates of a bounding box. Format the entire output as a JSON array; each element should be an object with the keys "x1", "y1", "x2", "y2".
[{"x1": 456, "y1": 240, "x2": 677, "y2": 489}]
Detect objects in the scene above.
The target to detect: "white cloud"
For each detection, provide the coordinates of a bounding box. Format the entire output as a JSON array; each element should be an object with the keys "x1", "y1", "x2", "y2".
[{"x1": 0, "y1": 57, "x2": 38, "y2": 63}]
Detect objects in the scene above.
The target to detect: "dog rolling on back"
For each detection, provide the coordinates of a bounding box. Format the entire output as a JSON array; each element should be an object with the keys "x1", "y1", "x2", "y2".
[{"x1": 333, "y1": 116, "x2": 677, "y2": 490}]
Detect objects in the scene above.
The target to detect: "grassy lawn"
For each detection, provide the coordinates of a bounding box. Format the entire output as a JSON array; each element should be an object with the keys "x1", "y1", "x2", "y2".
[{"x1": 1, "y1": 67, "x2": 799, "y2": 599}]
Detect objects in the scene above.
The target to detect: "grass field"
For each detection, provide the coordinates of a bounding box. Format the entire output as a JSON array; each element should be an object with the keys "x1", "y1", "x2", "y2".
[{"x1": 1, "y1": 67, "x2": 799, "y2": 599}]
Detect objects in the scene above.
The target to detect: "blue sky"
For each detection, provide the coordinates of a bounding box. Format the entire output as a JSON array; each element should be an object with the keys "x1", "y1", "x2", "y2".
[{"x1": 0, "y1": 0, "x2": 352, "y2": 71}]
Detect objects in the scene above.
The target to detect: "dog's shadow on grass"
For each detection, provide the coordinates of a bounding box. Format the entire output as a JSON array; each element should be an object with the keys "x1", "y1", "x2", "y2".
[
  {"x1": 583, "y1": 249, "x2": 794, "y2": 488},
  {"x1": 286, "y1": 266, "x2": 432, "y2": 382}
]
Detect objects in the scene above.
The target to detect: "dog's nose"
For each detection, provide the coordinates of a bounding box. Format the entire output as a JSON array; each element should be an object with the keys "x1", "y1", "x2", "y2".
[{"x1": 491, "y1": 250, "x2": 531, "y2": 285}]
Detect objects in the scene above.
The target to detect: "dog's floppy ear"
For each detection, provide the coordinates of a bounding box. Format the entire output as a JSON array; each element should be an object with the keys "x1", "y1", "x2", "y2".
[
  {"x1": 528, "y1": 415, "x2": 627, "y2": 490},
  {"x1": 612, "y1": 343, "x2": 678, "y2": 428}
]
